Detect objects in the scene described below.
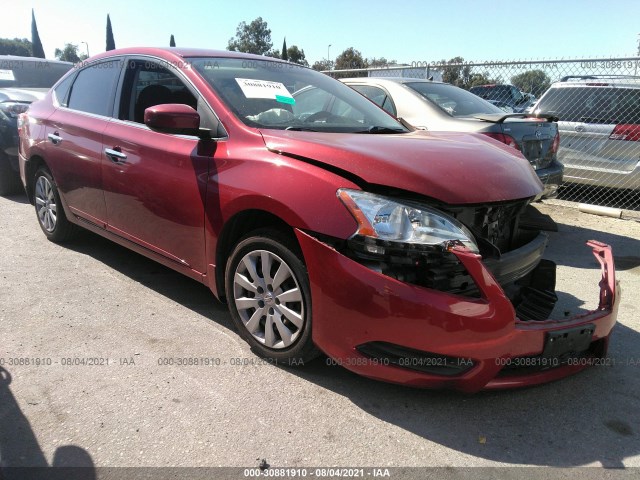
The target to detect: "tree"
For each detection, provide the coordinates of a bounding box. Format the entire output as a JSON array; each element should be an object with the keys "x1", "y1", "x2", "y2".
[
  {"x1": 0, "y1": 38, "x2": 32, "y2": 57},
  {"x1": 281, "y1": 38, "x2": 288, "y2": 61},
  {"x1": 368, "y1": 57, "x2": 397, "y2": 68},
  {"x1": 106, "y1": 14, "x2": 116, "y2": 51},
  {"x1": 437, "y1": 57, "x2": 497, "y2": 89},
  {"x1": 286, "y1": 45, "x2": 308, "y2": 66},
  {"x1": 31, "y1": 9, "x2": 45, "y2": 58},
  {"x1": 227, "y1": 17, "x2": 272, "y2": 55},
  {"x1": 170, "y1": 34, "x2": 176, "y2": 47},
  {"x1": 54, "y1": 43, "x2": 87, "y2": 63},
  {"x1": 334, "y1": 47, "x2": 367, "y2": 78},
  {"x1": 311, "y1": 60, "x2": 329, "y2": 71},
  {"x1": 511, "y1": 70, "x2": 551, "y2": 97}
]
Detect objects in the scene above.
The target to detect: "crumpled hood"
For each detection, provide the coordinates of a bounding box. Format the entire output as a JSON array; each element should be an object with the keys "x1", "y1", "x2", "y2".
[
  {"x1": 0, "y1": 88, "x2": 48, "y2": 103},
  {"x1": 261, "y1": 130, "x2": 543, "y2": 204}
]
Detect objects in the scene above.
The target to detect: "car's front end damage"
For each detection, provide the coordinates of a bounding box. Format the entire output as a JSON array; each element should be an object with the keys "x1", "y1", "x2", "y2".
[
  {"x1": 262, "y1": 130, "x2": 619, "y2": 392},
  {"x1": 297, "y1": 222, "x2": 618, "y2": 393}
]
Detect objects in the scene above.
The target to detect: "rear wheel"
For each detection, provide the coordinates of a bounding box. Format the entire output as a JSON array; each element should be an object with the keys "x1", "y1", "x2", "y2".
[
  {"x1": 33, "y1": 167, "x2": 78, "y2": 242},
  {"x1": 225, "y1": 229, "x2": 319, "y2": 365}
]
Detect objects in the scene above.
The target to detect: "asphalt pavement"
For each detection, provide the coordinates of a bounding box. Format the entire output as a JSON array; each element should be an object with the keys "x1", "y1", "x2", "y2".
[{"x1": 0, "y1": 192, "x2": 639, "y2": 471}]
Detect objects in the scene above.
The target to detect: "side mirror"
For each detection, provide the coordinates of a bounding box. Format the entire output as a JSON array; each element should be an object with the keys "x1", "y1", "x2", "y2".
[{"x1": 144, "y1": 104, "x2": 210, "y2": 139}]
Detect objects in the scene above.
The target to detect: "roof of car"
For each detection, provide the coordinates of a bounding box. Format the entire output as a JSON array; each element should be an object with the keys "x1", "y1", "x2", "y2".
[
  {"x1": 551, "y1": 77, "x2": 640, "y2": 88},
  {"x1": 85, "y1": 47, "x2": 298, "y2": 65}
]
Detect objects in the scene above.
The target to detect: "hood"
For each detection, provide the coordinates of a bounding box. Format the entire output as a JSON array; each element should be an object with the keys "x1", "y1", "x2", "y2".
[
  {"x1": 0, "y1": 88, "x2": 48, "y2": 103},
  {"x1": 260, "y1": 130, "x2": 543, "y2": 204}
]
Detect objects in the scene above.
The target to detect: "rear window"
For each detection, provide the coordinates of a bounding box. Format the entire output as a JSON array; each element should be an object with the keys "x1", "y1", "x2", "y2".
[
  {"x1": 0, "y1": 59, "x2": 72, "y2": 88},
  {"x1": 406, "y1": 82, "x2": 503, "y2": 117},
  {"x1": 536, "y1": 86, "x2": 640, "y2": 124}
]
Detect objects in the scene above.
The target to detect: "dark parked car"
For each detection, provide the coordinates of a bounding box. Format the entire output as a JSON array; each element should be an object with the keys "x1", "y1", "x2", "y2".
[
  {"x1": 470, "y1": 84, "x2": 531, "y2": 112},
  {"x1": 341, "y1": 78, "x2": 563, "y2": 198},
  {"x1": 19, "y1": 48, "x2": 619, "y2": 392},
  {"x1": 0, "y1": 56, "x2": 72, "y2": 194}
]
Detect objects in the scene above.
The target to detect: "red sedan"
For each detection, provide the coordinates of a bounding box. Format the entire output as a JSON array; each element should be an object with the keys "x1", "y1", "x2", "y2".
[{"x1": 17, "y1": 48, "x2": 619, "y2": 392}]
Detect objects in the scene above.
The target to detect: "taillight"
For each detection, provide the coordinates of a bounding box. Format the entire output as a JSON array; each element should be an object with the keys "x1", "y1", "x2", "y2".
[
  {"x1": 482, "y1": 132, "x2": 519, "y2": 150},
  {"x1": 550, "y1": 132, "x2": 560, "y2": 153},
  {"x1": 609, "y1": 124, "x2": 640, "y2": 142}
]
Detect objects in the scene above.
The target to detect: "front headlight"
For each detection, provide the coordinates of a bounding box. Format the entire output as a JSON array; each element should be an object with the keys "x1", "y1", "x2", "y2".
[{"x1": 338, "y1": 189, "x2": 479, "y2": 253}]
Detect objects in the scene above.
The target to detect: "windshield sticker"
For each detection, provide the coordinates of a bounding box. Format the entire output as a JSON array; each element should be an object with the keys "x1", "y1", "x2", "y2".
[
  {"x1": 0, "y1": 69, "x2": 15, "y2": 81},
  {"x1": 235, "y1": 78, "x2": 295, "y2": 104}
]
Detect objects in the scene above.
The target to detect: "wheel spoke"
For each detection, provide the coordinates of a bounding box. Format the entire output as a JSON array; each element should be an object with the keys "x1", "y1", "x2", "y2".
[
  {"x1": 242, "y1": 255, "x2": 260, "y2": 283},
  {"x1": 261, "y1": 251, "x2": 273, "y2": 284},
  {"x1": 271, "y1": 263, "x2": 291, "y2": 291},
  {"x1": 273, "y1": 313, "x2": 294, "y2": 347},
  {"x1": 35, "y1": 197, "x2": 45, "y2": 206},
  {"x1": 278, "y1": 304, "x2": 304, "y2": 329},
  {"x1": 245, "y1": 307, "x2": 265, "y2": 334},
  {"x1": 277, "y1": 287, "x2": 301, "y2": 304},
  {"x1": 264, "y1": 315, "x2": 275, "y2": 348},
  {"x1": 234, "y1": 272, "x2": 257, "y2": 293},
  {"x1": 235, "y1": 297, "x2": 260, "y2": 311}
]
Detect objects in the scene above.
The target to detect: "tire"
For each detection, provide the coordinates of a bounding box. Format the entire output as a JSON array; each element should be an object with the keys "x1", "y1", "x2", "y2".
[
  {"x1": 225, "y1": 229, "x2": 319, "y2": 365},
  {"x1": 33, "y1": 167, "x2": 78, "y2": 242},
  {"x1": 0, "y1": 153, "x2": 22, "y2": 196}
]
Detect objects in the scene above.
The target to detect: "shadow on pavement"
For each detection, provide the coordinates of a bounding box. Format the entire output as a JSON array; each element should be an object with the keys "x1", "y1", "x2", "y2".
[{"x1": 0, "y1": 367, "x2": 95, "y2": 479}]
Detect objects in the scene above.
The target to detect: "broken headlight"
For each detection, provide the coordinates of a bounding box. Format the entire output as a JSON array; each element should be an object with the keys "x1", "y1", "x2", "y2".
[{"x1": 337, "y1": 189, "x2": 479, "y2": 254}]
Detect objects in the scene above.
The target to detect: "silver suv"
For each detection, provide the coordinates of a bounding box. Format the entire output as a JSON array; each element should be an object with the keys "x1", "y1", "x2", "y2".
[{"x1": 531, "y1": 76, "x2": 640, "y2": 190}]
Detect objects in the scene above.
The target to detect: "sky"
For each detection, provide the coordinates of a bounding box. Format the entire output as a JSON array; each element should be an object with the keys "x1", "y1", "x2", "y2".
[{"x1": 3, "y1": 0, "x2": 640, "y2": 64}]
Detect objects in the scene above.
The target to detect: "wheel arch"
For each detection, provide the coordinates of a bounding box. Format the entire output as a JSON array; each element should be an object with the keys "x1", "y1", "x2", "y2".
[{"x1": 214, "y1": 209, "x2": 296, "y2": 300}]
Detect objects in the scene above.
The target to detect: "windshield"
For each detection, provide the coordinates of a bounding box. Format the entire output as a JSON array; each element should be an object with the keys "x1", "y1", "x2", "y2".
[
  {"x1": 406, "y1": 82, "x2": 504, "y2": 118},
  {"x1": 0, "y1": 59, "x2": 72, "y2": 88},
  {"x1": 190, "y1": 57, "x2": 407, "y2": 133}
]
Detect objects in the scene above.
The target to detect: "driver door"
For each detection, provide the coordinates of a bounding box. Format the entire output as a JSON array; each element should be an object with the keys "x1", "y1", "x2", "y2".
[{"x1": 101, "y1": 58, "x2": 211, "y2": 274}]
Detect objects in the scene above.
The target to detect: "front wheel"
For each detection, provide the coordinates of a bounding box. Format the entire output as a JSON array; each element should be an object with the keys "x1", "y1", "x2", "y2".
[
  {"x1": 33, "y1": 167, "x2": 78, "y2": 242},
  {"x1": 225, "y1": 230, "x2": 319, "y2": 365}
]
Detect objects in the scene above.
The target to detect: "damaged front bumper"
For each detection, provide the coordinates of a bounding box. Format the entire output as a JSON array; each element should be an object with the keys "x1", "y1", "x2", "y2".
[{"x1": 296, "y1": 230, "x2": 620, "y2": 393}]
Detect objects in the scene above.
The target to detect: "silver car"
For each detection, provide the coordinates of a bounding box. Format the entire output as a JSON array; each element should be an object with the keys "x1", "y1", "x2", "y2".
[
  {"x1": 531, "y1": 76, "x2": 640, "y2": 190},
  {"x1": 340, "y1": 77, "x2": 563, "y2": 198}
]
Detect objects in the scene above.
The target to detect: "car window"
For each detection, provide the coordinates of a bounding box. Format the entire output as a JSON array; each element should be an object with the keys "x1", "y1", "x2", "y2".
[
  {"x1": 67, "y1": 61, "x2": 121, "y2": 116},
  {"x1": 0, "y1": 59, "x2": 72, "y2": 88},
  {"x1": 53, "y1": 74, "x2": 75, "y2": 107},
  {"x1": 118, "y1": 60, "x2": 198, "y2": 124},
  {"x1": 190, "y1": 57, "x2": 406, "y2": 133},
  {"x1": 406, "y1": 82, "x2": 503, "y2": 117},
  {"x1": 350, "y1": 85, "x2": 397, "y2": 116},
  {"x1": 536, "y1": 87, "x2": 640, "y2": 124}
]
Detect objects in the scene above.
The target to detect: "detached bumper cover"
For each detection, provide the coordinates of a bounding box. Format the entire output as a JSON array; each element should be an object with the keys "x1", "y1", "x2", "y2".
[{"x1": 296, "y1": 231, "x2": 619, "y2": 393}]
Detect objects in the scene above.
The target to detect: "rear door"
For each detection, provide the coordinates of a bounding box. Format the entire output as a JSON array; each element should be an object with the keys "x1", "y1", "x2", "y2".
[
  {"x1": 101, "y1": 57, "x2": 213, "y2": 274},
  {"x1": 535, "y1": 86, "x2": 640, "y2": 173},
  {"x1": 43, "y1": 59, "x2": 121, "y2": 226}
]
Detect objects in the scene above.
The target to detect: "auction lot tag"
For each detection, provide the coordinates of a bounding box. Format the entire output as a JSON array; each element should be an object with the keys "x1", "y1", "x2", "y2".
[
  {"x1": 235, "y1": 78, "x2": 294, "y2": 104},
  {"x1": 0, "y1": 70, "x2": 15, "y2": 81}
]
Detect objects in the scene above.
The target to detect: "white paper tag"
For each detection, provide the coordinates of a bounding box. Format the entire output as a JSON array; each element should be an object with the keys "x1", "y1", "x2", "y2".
[
  {"x1": 235, "y1": 78, "x2": 295, "y2": 104},
  {"x1": 0, "y1": 69, "x2": 15, "y2": 81}
]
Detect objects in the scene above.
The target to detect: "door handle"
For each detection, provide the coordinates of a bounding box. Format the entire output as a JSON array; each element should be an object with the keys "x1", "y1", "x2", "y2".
[
  {"x1": 105, "y1": 147, "x2": 127, "y2": 164},
  {"x1": 47, "y1": 132, "x2": 62, "y2": 145}
]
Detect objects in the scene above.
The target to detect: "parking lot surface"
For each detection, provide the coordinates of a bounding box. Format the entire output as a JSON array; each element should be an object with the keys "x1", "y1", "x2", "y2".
[{"x1": 0, "y1": 193, "x2": 639, "y2": 468}]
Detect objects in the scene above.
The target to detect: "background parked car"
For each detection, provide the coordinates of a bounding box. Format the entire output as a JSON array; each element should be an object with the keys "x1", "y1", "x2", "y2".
[
  {"x1": 531, "y1": 76, "x2": 640, "y2": 191},
  {"x1": 0, "y1": 56, "x2": 72, "y2": 195},
  {"x1": 470, "y1": 84, "x2": 532, "y2": 113},
  {"x1": 340, "y1": 77, "x2": 563, "y2": 198}
]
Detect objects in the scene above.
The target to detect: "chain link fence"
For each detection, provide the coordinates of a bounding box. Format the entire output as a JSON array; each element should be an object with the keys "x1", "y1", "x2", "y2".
[{"x1": 324, "y1": 58, "x2": 640, "y2": 211}]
